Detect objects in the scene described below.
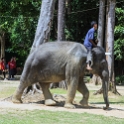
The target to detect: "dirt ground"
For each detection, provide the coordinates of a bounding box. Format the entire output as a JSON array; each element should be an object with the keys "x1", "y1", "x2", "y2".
[{"x1": 0, "y1": 80, "x2": 124, "y2": 119}]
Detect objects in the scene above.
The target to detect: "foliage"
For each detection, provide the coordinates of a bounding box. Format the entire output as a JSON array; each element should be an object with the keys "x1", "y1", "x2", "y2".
[
  {"x1": 0, "y1": 0, "x2": 41, "y2": 65},
  {"x1": 0, "y1": 0, "x2": 124, "y2": 66},
  {"x1": 115, "y1": 75, "x2": 124, "y2": 85},
  {"x1": 65, "y1": 0, "x2": 99, "y2": 42},
  {"x1": 114, "y1": 7, "x2": 124, "y2": 61}
]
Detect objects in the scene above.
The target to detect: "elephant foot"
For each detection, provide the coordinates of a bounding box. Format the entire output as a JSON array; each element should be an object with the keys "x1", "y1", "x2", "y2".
[
  {"x1": 64, "y1": 103, "x2": 76, "y2": 109},
  {"x1": 12, "y1": 95, "x2": 22, "y2": 104},
  {"x1": 45, "y1": 99, "x2": 56, "y2": 106},
  {"x1": 80, "y1": 99, "x2": 89, "y2": 108},
  {"x1": 103, "y1": 105, "x2": 109, "y2": 110}
]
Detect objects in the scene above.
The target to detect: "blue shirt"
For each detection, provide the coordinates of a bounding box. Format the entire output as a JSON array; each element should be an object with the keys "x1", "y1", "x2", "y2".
[{"x1": 84, "y1": 27, "x2": 95, "y2": 49}]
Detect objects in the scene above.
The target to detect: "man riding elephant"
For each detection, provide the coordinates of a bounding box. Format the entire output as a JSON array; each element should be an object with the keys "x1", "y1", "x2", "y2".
[{"x1": 12, "y1": 41, "x2": 109, "y2": 109}]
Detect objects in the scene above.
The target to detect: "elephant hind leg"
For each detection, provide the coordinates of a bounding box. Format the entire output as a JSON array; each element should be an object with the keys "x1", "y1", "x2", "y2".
[
  {"x1": 12, "y1": 80, "x2": 28, "y2": 103},
  {"x1": 12, "y1": 61, "x2": 38, "y2": 103},
  {"x1": 39, "y1": 83, "x2": 56, "y2": 106},
  {"x1": 12, "y1": 75, "x2": 34, "y2": 103}
]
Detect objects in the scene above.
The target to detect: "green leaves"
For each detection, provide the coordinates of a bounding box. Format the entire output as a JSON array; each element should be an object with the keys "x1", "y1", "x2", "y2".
[
  {"x1": 65, "y1": 0, "x2": 99, "y2": 42},
  {"x1": 0, "y1": 0, "x2": 41, "y2": 65},
  {"x1": 114, "y1": 7, "x2": 124, "y2": 61}
]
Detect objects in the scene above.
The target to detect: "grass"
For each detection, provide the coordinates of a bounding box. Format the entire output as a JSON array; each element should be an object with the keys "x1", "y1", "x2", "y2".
[
  {"x1": 50, "y1": 88, "x2": 67, "y2": 94},
  {"x1": 0, "y1": 109, "x2": 124, "y2": 124},
  {"x1": 0, "y1": 81, "x2": 17, "y2": 98},
  {"x1": 50, "y1": 88, "x2": 124, "y2": 106},
  {"x1": 0, "y1": 81, "x2": 124, "y2": 106},
  {"x1": 0, "y1": 81, "x2": 124, "y2": 124}
]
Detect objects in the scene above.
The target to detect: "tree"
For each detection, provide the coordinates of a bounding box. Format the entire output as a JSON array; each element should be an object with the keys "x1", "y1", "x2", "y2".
[
  {"x1": 0, "y1": 0, "x2": 124, "y2": 77},
  {"x1": 25, "y1": 0, "x2": 56, "y2": 94},
  {"x1": 114, "y1": 7, "x2": 124, "y2": 61},
  {"x1": 0, "y1": 0, "x2": 41, "y2": 65},
  {"x1": 97, "y1": 0, "x2": 106, "y2": 47},
  {"x1": 65, "y1": 0, "x2": 99, "y2": 41},
  {"x1": 57, "y1": 0, "x2": 67, "y2": 89},
  {"x1": 105, "y1": 0, "x2": 118, "y2": 93},
  {"x1": 31, "y1": 0, "x2": 56, "y2": 51},
  {"x1": 57, "y1": 0, "x2": 66, "y2": 41},
  {"x1": 50, "y1": 0, "x2": 67, "y2": 89},
  {"x1": 90, "y1": 0, "x2": 106, "y2": 88},
  {"x1": 0, "y1": 30, "x2": 5, "y2": 58},
  {"x1": 0, "y1": 0, "x2": 100, "y2": 65},
  {"x1": 94, "y1": 0, "x2": 120, "y2": 95},
  {"x1": 114, "y1": 5, "x2": 124, "y2": 80}
]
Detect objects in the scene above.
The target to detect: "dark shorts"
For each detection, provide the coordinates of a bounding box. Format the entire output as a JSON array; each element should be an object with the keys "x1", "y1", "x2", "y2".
[
  {"x1": 9, "y1": 69, "x2": 15, "y2": 75},
  {"x1": 85, "y1": 47, "x2": 92, "y2": 51},
  {"x1": 14, "y1": 68, "x2": 17, "y2": 75}
]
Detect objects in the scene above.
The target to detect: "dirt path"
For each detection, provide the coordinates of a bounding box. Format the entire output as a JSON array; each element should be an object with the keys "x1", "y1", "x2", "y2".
[
  {"x1": 0, "y1": 101, "x2": 124, "y2": 119},
  {"x1": 0, "y1": 80, "x2": 124, "y2": 119}
]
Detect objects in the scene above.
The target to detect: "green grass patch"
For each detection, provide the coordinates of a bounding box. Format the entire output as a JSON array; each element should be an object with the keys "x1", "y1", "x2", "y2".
[
  {"x1": 50, "y1": 88, "x2": 67, "y2": 94},
  {"x1": 0, "y1": 87, "x2": 16, "y2": 98},
  {"x1": 0, "y1": 82, "x2": 124, "y2": 123},
  {"x1": 0, "y1": 82, "x2": 124, "y2": 106},
  {"x1": 0, "y1": 109, "x2": 124, "y2": 124},
  {"x1": 51, "y1": 88, "x2": 124, "y2": 106},
  {"x1": 89, "y1": 90, "x2": 124, "y2": 105},
  {"x1": 0, "y1": 82, "x2": 17, "y2": 98},
  {"x1": 74, "y1": 90, "x2": 124, "y2": 106}
]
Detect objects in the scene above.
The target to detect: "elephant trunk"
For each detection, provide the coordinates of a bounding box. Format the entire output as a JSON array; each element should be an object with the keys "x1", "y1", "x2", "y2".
[{"x1": 102, "y1": 69, "x2": 109, "y2": 109}]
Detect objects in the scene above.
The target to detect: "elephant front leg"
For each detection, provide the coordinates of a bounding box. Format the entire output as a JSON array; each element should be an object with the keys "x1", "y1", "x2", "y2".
[
  {"x1": 40, "y1": 83, "x2": 56, "y2": 106},
  {"x1": 64, "y1": 78, "x2": 78, "y2": 109},
  {"x1": 77, "y1": 81, "x2": 89, "y2": 107}
]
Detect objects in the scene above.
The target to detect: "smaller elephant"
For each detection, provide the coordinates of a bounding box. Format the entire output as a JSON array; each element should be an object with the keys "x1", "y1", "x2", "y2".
[
  {"x1": 86, "y1": 46, "x2": 109, "y2": 109},
  {"x1": 12, "y1": 42, "x2": 109, "y2": 109}
]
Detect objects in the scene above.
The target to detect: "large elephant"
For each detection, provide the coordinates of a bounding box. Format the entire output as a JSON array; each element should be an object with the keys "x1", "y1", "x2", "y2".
[{"x1": 12, "y1": 41, "x2": 109, "y2": 109}]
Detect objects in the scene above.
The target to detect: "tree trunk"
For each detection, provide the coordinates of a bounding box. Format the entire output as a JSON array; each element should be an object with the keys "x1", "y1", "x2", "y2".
[
  {"x1": 0, "y1": 32, "x2": 5, "y2": 58},
  {"x1": 106, "y1": 0, "x2": 115, "y2": 82},
  {"x1": 90, "y1": 0, "x2": 106, "y2": 87},
  {"x1": 97, "y1": 0, "x2": 106, "y2": 47},
  {"x1": 58, "y1": 0, "x2": 67, "y2": 89},
  {"x1": 57, "y1": 0, "x2": 65, "y2": 41},
  {"x1": 105, "y1": 0, "x2": 119, "y2": 94},
  {"x1": 51, "y1": 0, "x2": 70, "y2": 89},
  {"x1": 90, "y1": 75, "x2": 102, "y2": 85},
  {"x1": 66, "y1": 0, "x2": 72, "y2": 14},
  {"x1": 51, "y1": 0, "x2": 67, "y2": 89},
  {"x1": 25, "y1": 0, "x2": 56, "y2": 94},
  {"x1": 94, "y1": 0, "x2": 120, "y2": 95},
  {"x1": 31, "y1": 0, "x2": 56, "y2": 52}
]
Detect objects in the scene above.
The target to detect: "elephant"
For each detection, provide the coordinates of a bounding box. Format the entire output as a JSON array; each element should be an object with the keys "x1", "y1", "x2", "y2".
[
  {"x1": 86, "y1": 46, "x2": 109, "y2": 109},
  {"x1": 12, "y1": 41, "x2": 109, "y2": 109}
]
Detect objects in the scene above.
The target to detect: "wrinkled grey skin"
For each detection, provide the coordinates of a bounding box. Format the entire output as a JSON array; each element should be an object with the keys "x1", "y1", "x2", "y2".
[
  {"x1": 12, "y1": 42, "x2": 109, "y2": 109},
  {"x1": 87, "y1": 46, "x2": 109, "y2": 109}
]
